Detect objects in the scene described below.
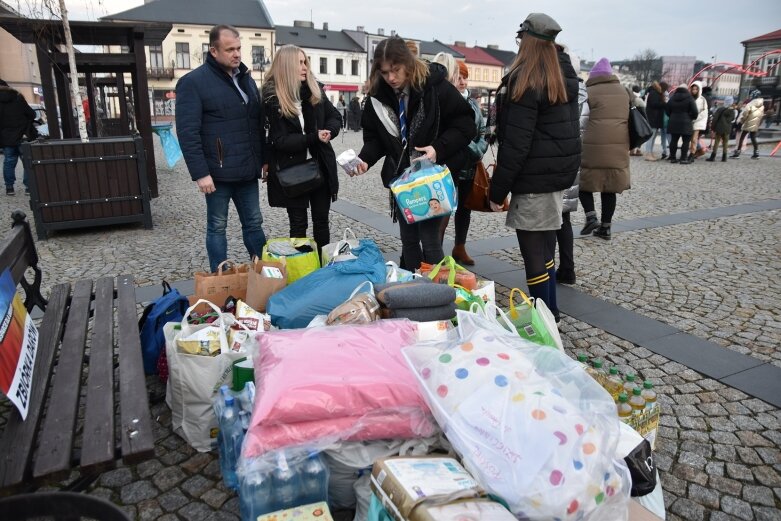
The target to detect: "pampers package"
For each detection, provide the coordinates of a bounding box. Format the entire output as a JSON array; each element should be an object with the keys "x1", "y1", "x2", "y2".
[{"x1": 390, "y1": 159, "x2": 457, "y2": 224}]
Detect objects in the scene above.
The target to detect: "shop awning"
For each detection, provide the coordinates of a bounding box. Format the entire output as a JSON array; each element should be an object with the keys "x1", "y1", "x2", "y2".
[{"x1": 322, "y1": 84, "x2": 359, "y2": 92}]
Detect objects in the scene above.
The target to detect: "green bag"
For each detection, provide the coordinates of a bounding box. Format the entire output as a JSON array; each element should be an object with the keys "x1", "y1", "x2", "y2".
[
  {"x1": 508, "y1": 288, "x2": 560, "y2": 349},
  {"x1": 261, "y1": 238, "x2": 320, "y2": 284}
]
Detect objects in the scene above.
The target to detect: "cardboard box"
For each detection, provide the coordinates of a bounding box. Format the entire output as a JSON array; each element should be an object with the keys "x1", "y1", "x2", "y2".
[
  {"x1": 256, "y1": 502, "x2": 332, "y2": 521},
  {"x1": 417, "y1": 498, "x2": 517, "y2": 520},
  {"x1": 629, "y1": 499, "x2": 664, "y2": 521},
  {"x1": 370, "y1": 456, "x2": 485, "y2": 521}
]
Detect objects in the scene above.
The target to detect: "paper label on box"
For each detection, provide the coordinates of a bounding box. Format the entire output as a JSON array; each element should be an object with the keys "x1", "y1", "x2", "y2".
[
  {"x1": 383, "y1": 458, "x2": 480, "y2": 499},
  {"x1": 423, "y1": 501, "x2": 517, "y2": 520}
]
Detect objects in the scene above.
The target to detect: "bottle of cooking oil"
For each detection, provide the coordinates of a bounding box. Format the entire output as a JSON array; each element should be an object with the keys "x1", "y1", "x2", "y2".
[
  {"x1": 603, "y1": 367, "x2": 624, "y2": 400},
  {"x1": 623, "y1": 373, "x2": 638, "y2": 394},
  {"x1": 576, "y1": 353, "x2": 589, "y2": 369},
  {"x1": 629, "y1": 387, "x2": 646, "y2": 415},
  {"x1": 641, "y1": 381, "x2": 657, "y2": 411},
  {"x1": 591, "y1": 358, "x2": 605, "y2": 376},
  {"x1": 617, "y1": 393, "x2": 633, "y2": 421}
]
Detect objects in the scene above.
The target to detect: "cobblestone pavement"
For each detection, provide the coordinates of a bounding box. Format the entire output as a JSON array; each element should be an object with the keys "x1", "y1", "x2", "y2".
[{"x1": 0, "y1": 130, "x2": 779, "y2": 519}]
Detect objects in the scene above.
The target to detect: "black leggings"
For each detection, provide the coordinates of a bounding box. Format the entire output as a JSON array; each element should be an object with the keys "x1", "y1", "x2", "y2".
[
  {"x1": 516, "y1": 229, "x2": 556, "y2": 278},
  {"x1": 579, "y1": 191, "x2": 617, "y2": 224},
  {"x1": 454, "y1": 177, "x2": 473, "y2": 245},
  {"x1": 287, "y1": 187, "x2": 332, "y2": 253},
  {"x1": 737, "y1": 130, "x2": 758, "y2": 153},
  {"x1": 669, "y1": 133, "x2": 692, "y2": 161}
]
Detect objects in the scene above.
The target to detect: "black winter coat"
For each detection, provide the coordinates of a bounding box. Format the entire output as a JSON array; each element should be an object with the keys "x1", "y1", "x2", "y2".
[
  {"x1": 490, "y1": 49, "x2": 581, "y2": 203},
  {"x1": 175, "y1": 54, "x2": 267, "y2": 182},
  {"x1": 645, "y1": 88, "x2": 666, "y2": 129},
  {"x1": 665, "y1": 88, "x2": 698, "y2": 136},
  {"x1": 0, "y1": 87, "x2": 36, "y2": 147},
  {"x1": 264, "y1": 83, "x2": 341, "y2": 209},
  {"x1": 358, "y1": 63, "x2": 476, "y2": 188}
]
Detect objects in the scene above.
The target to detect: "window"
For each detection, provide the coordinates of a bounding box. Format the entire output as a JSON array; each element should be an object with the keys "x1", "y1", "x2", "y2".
[
  {"x1": 148, "y1": 44, "x2": 163, "y2": 68},
  {"x1": 120, "y1": 45, "x2": 130, "y2": 54},
  {"x1": 320, "y1": 57, "x2": 327, "y2": 74},
  {"x1": 252, "y1": 46, "x2": 266, "y2": 69},
  {"x1": 352, "y1": 59, "x2": 359, "y2": 76},
  {"x1": 492, "y1": 69, "x2": 499, "y2": 82},
  {"x1": 483, "y1": 68, "x2": 488, "y2": 81},
  {"x1": 175, "y1": 42, "x2": 190, "y2": 69},
  {"x1": 336, "y1": 58, "x2": 343, "y2": 75},
  {"x1": 202, "y1": 43, "x2": 209, "y2": 63}
]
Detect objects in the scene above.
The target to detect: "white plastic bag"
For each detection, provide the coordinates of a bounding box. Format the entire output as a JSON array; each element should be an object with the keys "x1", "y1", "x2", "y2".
[
  {"x1": 321, "y1": 228, "x2": 360, "y2": 265},
  {"x1": 165, "y1": 299, "x2": 244, "y2": 451},
  {"x1": 402, "y1": 310, "x2": 631, "y2": 520}
]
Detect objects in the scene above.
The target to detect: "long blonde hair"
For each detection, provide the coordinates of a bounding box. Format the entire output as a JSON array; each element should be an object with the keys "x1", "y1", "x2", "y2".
[
  {"x1": 507, "y1": 36, "x2": 567, "y2": 105},
  {"x1": 263, "y1": 45, "x2": 321, "y2": 119},
  {"x1": 433, "y1": 52, "x2": 459, "y2": 85}
]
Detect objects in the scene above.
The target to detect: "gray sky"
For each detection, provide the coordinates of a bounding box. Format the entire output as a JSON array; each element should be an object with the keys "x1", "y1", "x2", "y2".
[{"x1": 46, "y1": 0, "x2": 781, "y2": 64}]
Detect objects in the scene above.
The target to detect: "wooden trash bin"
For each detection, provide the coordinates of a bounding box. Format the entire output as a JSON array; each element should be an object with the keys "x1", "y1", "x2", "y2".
[{"x1": 21, "y1": 136, "x2": 153, "y2": 240}]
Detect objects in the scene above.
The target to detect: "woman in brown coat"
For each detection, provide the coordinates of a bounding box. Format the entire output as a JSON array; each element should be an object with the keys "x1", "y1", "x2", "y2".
[{"x1": 578, "y1": 58, "x2": 630, "y2": 240}]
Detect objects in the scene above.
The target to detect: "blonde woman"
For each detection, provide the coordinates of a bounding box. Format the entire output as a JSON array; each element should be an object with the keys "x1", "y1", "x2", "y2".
[{"x1": 262, "y1": 45, "x2": 342, "y2": 251}]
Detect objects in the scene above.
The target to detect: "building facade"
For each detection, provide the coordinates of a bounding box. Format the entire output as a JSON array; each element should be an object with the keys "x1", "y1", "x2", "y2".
[
  {"x1": 739, "y1": 29, "x2": 781, "y2": 102},
  {"x1": 447, "y1": 42, "x2": 504, "y2": 91},
  {"x1": 661, "y1": 56, "x2": 697, "y2": 89}
]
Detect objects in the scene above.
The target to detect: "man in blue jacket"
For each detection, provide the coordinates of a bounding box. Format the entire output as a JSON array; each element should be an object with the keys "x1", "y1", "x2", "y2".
[{"x1": 176, "y1": 24, "x2": 268, "y2": 272}]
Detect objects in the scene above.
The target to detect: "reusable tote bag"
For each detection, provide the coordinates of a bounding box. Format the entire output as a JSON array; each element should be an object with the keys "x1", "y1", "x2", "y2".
[
  {"x1": 262, "y1": 238, "x2": 320, "y2": 284},
  {"x1": 165, "y1": 299, "x2": 244, "y2": 451},
  {"x1": 508, "y1": 288, "x2": 563, "y2": 350}
]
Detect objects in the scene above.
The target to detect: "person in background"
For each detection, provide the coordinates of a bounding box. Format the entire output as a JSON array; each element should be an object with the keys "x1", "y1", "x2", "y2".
[
  {"x1": 336, "y1": 95, "x2": 347, "y2": 130},
  {"x1": 665, "y1": 84, "x2": 698, "y2": 164},
  {"x1": 490, "y1": 13, "x2": 580, "y2": 321},
  {"x1": 731, "y1": 93, "x2": 765, "y2": 159},
  {"x1": 0, "y1": 79, "x2": 37, "y2": 196},
  {"x1": 449, "y1": 60, "x2": 488, "y2": 266},
  {"x1": 578, "y1": 57, "x2": 630, "y2": 241},
  {"x1": 644, "y1": 81, "x2": 668, "y2": 161},
  {"x1": 352, "y1": 36, "x2": 475, "y2": 271},
  {"x1": 349, "y1": 95, "x2": 362, "y2": 131},
  {"x1": 263, "y1": 45, "x2": 342, "y2": 252},
  {"x1": 689, "y1": 81, "x2": 708, "y2": 160},
  {"x1": 176, "y1": 24, "x2": 268, "y2": 272},
  {"x1": 706, "y1": 96, "x2": 735, "y2": 163},
  {"x1": 630, "y1": 85, "x2": 646, "y2": 156}
]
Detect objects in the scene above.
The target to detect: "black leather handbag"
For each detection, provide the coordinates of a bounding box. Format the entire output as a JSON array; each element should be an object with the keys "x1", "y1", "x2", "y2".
[
  {"x1": 628, "y1": 105, "x2": 653, "y2": 149},
  {"x1": 277, "y1": 158, "x2": 323, "y2": 198}
]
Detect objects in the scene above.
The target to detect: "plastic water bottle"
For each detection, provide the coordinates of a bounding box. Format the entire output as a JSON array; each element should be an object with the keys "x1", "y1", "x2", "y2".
[
  {"x1": 219, "y1": 395, "x2": 243, "y2": 490},
  {"x1": 299, "y1": 451, "x2": 329, "y2": 505},
  {"x1": 272, "y1": 450, "x2": 302, "y2": 511},
  {"x1": 239, "y1": 469, "x2": 274, "y2": 521}
]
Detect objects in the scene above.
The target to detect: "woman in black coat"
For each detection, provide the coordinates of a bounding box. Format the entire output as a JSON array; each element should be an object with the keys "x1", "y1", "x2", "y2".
[
  {"x1": 643, "y1": 81, "x2": 668, "y2": 160},
  {"x1": 665, "y1": 84, "x2": 698, "y2": 164},
  {"x1": 353, "y1": 36, "x2": 475, "y2": 270},
  {"x1": 263, "y1": 45, "x2": 342, "y2": 251}
]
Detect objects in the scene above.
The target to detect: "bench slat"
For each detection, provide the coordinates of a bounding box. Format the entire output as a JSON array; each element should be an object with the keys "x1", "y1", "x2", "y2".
[
  {"x1": 80, "y1": 277, "x2": 115, "y2": 472},
  {"x1": 116, "y1": 275, "x2": 154, "y2": 463},
  {"x1": 0, "y1": 283, "x2": 70, "y2": 490},
  {"x1": 0, "y1": 225, "x2": 30, "y2": 286},
  {"x1": 33, "y1": 279, "x2": 94, "y2": 480}
]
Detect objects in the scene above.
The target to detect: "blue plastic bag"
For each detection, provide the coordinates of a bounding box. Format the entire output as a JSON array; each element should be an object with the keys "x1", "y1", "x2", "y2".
[
  {"x1": 390, "y1": 158, "x2": 457, "y2": 224},
  {"x1": 267, "y1": 239, "x2": 386, "y2": 329}
]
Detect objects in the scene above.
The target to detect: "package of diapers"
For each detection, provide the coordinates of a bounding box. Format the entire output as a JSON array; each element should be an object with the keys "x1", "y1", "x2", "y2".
[{"x1": 390, "y1": 159, "x2": 457, "y2": 224}]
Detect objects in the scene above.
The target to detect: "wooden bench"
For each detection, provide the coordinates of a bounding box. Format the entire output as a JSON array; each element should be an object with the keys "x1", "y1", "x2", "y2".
[{"x1": 0, "y1": 211, "x2": 154, "y2": 493}]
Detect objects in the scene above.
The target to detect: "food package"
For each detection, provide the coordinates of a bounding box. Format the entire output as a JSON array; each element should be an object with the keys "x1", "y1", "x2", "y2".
[
  {"x1": 257, "y1": 502, "x2": 333, "y2": 521},
  {"x1": 390, "y1": 159, "x2": 457, "y2": 224},
  {"x1": 176, "y1": 326, "x2": 222, "y2": 356},
  {"x1": 370, "y1": 456, "x2": 485, "y2": 521}
]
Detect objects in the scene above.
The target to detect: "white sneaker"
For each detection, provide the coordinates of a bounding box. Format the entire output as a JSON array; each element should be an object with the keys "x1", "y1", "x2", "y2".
[{"x1": 643, "y1": 153, "x2": 657, "y2": 162}]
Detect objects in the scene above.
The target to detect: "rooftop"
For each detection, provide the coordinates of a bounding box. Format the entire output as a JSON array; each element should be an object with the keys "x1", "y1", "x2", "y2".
[
  {"x1": 102, "y1": 0, "x2": 273, "y2": 29},
  {"x1": 275, "y1": 25, "x2": 364, "y2": 53},
  {"x1": 742, "y1": 29, "x2": 781, "y2": 45},
  {"x1": 418, "y1": 40, "x2": 464, "y2": 59},
  {"x1": 446, "y1": 43, "x2": 504, "y2": 66}
]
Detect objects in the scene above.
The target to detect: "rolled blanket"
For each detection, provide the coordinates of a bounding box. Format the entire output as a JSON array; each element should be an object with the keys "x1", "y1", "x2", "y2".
[
  {"x1": 375, "y1": 280, "x2": 456, "y2": 309},
  {"x1": 380, "y1": 303, "x2": 457, "y2": 322}
]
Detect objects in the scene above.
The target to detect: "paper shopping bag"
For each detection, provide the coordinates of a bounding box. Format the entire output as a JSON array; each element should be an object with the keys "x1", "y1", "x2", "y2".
[
  {"x1": 245, "y1": 257, "x2": 287, "y2": 312},
  {"x1": 191, "y1": 260, "x2": 249, "y2": 307}
]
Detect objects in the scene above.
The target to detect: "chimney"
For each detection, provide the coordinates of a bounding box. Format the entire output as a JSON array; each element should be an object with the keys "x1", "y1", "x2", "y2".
[
  {"x1": 454, "y1": 40, "x2": 467, "y2": 47},
  {"x1": 378, "y1": 28, "x2": 385, "y2": 36},
  {"x1": 323, "y1": 22, "x2": 329, "y2": 30},
  {"x1": 293, "y1": 20, "x2": 314, "y2": 28},
  {"x1": 487, "y1": 44, "x2": 499, "y2": 50},
  {"x1": 357, "y1": 26, "x2": 364, "y2": 32}
]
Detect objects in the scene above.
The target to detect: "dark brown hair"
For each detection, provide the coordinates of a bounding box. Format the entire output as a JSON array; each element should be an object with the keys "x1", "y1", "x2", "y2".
[
  {"x1": 369, "y1": 36, "x2": 429, "y2": 95},
  {"x1": 209, "y1": 25, "x2": 240, "y2": 49},
  {"x1": 507, "y1": 36, "x2": 567, "y2": 105}
]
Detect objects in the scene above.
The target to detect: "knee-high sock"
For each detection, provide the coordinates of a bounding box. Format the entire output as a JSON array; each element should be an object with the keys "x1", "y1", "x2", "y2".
[
  {"x1": 545, "y1": 258, "x2": 558, "y2": 314},
  {"x1": 526, "y1": 269, "x2": 551, "y2": 309}
]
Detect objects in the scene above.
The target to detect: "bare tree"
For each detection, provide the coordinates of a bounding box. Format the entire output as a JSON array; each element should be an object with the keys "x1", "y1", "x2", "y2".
[
  {"x1": 625, "y1": 49, "x2": 663, "y2": 87},
  {"x1": 18, "y1": 0, "x2": 88, "y2": 140}
]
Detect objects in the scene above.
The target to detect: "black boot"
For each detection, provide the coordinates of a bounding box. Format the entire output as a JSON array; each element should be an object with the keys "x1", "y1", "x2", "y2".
[
  {"x1": 580, "y1": 212, "x2": 599, "y2": 235},
  {"x1": 752, "y1": 151, "x2": 759, "y2": 160},
  {"x1": 593, "y1": 224, "x2": 612, "y2": 240},
  {"x1": 556, "y1": 268, "x2": 576, "y2": 285},
  {"x1": 722, "y1": 153, "x2": 728, "y2": 162},
  {"x1": 706, "y1": 152, "x2": 716, "y2": 162},
  {"x1": 730, "y1": 150, "x2": 741, "y2": 159}
]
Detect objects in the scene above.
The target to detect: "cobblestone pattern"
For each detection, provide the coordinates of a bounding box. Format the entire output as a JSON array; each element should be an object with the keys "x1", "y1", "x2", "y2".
[{"x1": 491, "y1": 210, "x2": 781, "y2": 366}]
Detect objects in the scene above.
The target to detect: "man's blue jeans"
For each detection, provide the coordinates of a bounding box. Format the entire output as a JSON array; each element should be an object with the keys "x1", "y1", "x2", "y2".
[
  {"x1": 205, "y1": 179, "x2": 266, "y2": 272},
  {"x1": 3, "y1": 145, "x2": 29, "y2": 189}
]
